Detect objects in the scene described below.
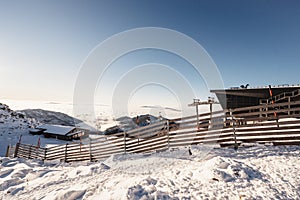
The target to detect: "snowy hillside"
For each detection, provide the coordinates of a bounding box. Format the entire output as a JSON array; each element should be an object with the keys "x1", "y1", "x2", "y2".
[
  {"x1": 0, "y1": 103, "x2": 39, "y2": 156},
  {"x1": 0, "y1": 103, "x2": 67, "y2": 156},
  {"x1": 1, "y1": 144, "x2": 299, "y2": 199}
]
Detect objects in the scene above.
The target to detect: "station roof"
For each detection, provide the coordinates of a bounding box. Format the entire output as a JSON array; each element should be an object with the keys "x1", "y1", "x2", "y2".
[{"x1": 211, "y1": 85, "x2": 300, "y2": 98}]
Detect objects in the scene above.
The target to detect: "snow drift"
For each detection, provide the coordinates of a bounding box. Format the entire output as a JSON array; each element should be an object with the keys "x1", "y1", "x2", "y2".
[{"x1": 1, "y1": 144, "x2": 299, "y2": 199}]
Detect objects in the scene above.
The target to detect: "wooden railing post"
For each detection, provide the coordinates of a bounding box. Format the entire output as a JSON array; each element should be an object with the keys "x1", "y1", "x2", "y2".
[
  {"x1": 167, "y1": 120, "x2": 170, "y2": 150},
  {"x1": 5, "y1": 145, "x2": 10, "y2": 157},
  {"x1": 288, "y1": 97, "x2": 291, "y2": 115},
  {"x1": 89, "y1": 138, "x2": 93, "y2": 162},
  {"x1": 28, "y1": 145, "x2": 32, "y2": 159},
  {"x1": 14, "y1": 143, "x2": 20, "y2": 158},
  {"x1": 64, "y1": 143, "x2": 68, "y2": 162},
  {"x1": 123, "y1": 132, "x2": 127, "y2": 154},
  {"x1": 43, "y1": 148, "x2": 47, "y2": 161},
  {"x1": 233, "y1": 119, "x2": 238, "y2": 150}
]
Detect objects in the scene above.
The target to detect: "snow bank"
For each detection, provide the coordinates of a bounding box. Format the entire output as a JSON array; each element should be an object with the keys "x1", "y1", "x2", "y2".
[{"x1": 1, "y1": 144, "x2": 299, "y2": 199}]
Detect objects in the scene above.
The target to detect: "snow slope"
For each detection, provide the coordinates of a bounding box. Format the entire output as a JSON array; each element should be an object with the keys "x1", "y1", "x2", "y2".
[
  {"x1": 0, "y1": 103, "x2": 39, "y2": 156},
  {"x1": 1, "y1": 144, "x2": 299, "y2": 199},
  {"x1": 0, "y1": 103, "x2": 68, "y2": 156}
]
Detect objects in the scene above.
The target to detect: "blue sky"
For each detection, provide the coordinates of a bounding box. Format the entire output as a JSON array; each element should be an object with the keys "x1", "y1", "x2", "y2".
[{"x1": 0, "y1": 0, "x2": 300, "y2": 107}]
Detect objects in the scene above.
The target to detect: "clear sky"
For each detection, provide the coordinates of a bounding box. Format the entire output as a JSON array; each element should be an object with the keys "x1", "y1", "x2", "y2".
[{"x1": 1, "y1": 0, "x2": 300, "y2": 107}]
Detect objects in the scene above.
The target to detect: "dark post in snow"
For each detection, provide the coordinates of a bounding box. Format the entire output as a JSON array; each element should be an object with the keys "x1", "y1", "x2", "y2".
[
  {"x1": 64, "y1": 143, "x2": 68, "y2": 162},
  {"x1": 123, "y1": 132, "x2": 127, "y2": 154},
  {"x1": 14, "y1": 143, "x2": 20, "y2": 158},
  {"x1": 43, "y1": 148, "x2": 47, "y2": 161},
  {"x1": 89, "y1": 138, "x2": 93, "y2": 162},
  {"x1": 5, "y1": 146, "x2": 10, "y2": 157},
  {"x1": 167, "y1": 120, "x2": 170, "y2": 150},
  {"x1": 28, "y1": 145, "x2": 32, "y2": 159},
  {"x1": 233, "y1": 119, "x2": 238, "y2": 150}
]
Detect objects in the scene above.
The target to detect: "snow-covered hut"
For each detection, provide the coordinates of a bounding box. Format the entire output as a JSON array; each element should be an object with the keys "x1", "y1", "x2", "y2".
[{"x1": 30, "y1": 124, "x2": 85, "y2": 141}]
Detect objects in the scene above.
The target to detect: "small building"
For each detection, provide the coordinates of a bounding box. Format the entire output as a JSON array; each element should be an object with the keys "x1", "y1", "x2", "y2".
[{"x1": 30, "y1": 124, "x2": 85, "y2": 141}]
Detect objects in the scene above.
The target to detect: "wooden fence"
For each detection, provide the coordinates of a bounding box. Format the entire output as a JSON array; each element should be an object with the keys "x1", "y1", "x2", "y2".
[{"x1": 7, "y1": 100, "x2": 300, "y2": 162}]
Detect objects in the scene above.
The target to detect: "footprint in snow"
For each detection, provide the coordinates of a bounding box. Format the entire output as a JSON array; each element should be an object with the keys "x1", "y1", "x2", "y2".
[
  {"x1": 0, "y1": 169, "x2": 14, "y2": 178},
  {"x1": 2, "y1": 160, "x2": 19, "y2": 167}
]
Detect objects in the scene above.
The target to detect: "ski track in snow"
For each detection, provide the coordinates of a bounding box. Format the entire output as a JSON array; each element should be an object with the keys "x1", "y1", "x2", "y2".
[{"x1": 1, "y1": 144, "x2": 300, "y2": 200}]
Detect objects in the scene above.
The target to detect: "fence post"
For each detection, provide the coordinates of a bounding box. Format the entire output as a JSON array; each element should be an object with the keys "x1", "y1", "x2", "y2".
[
  {"x1": 123, "y1": 132, "x2": 127, "y2": 154},
  {"x1": 28, "y1": 145, "x2": 32, "y2": 159},
  {"x1": 43, "y1": 148, "x2": 47, "y2": 161},
  {"x1": 64, "y1": 143, "x2": 68, "y2": 162},
  {"x1": 288, "y1": 97, "x2": 291, "y2": 115},
  {"x1": 259, "y1": 106, "x2": 263, "y2": 118},
  {"x1": 233, "y1": 119, "x2": 238, "y2": 150},
  {"x1": 167, "y1": 120, "x2": 170, "y2": 150},
  {"x1": 89, "y1": 138, "x2": 93, "y2": 162},
  {"x1": 14, "y1": 143, "x2": 20, "y2": 158},
  {"x1": 276, "y1": 118, "x2": 279, "y2": 128},
  {"x1": 5, "y1": 145, "x2": 10, "y2": 157}
]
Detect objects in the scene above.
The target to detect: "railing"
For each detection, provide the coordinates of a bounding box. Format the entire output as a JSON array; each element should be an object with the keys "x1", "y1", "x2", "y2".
[
  {"x1": 8, "y1": 100, "x2": 300, "y2": 162},
  {"x1": 260, "y1": 89, "x2": 300, "y2": 104}
]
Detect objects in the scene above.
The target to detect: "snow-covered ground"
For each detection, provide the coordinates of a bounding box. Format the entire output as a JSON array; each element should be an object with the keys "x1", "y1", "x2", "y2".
[{"x1": 1, "y1": 144, "x2": 299, "y2": 200}]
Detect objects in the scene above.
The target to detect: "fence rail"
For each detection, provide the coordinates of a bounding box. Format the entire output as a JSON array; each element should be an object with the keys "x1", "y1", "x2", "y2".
[{"x1": 7, "y1": 100, "x2": 300, "y2": 162}]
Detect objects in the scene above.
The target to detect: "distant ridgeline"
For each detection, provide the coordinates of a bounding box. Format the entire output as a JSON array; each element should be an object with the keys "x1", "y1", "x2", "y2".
[{"x1": 20, "y1": 109, "x2": 83, "y2": 127}]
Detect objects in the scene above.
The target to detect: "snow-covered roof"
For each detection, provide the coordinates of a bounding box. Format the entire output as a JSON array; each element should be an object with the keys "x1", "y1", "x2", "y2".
[
  {"x1": 37, "y1": 124, "x2": 76, "y2": 135},
  {"x1": 66, "y1": 130, "x2": 83, "y2": 137},
  {"x1": 29, "y1": 128, "x2": 43, "y2": 133}
]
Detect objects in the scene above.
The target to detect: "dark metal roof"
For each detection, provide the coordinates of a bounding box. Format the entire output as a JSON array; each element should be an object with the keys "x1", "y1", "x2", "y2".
[{"x1": 211, "y1": 85, "x2": 300, "y2": 98}]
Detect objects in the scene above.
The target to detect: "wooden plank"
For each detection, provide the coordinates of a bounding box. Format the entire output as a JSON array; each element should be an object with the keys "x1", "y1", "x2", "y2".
[
  {"x1": 91, "y1": 146, "x2": 124, "y2": 155},
  {"x1": 47, "y1": 147, "x2": 69, "y2": 154},
  {"x1": 236, "y1": 131, "x2": 300, "y2": 138},
  {"x1": 231, "y1": 100, "x2": 300, "y2": 113},
  {"x1": 273, "y1": 141, "x2": 300, "y2": 145},
  {"x1": 170, "y1": 134, "x2": 234, "y2": 144},
  {"x1": 91, "y1": 142, "x2": 124, "y2": 151},
  {"x1": 170, "y1": 127, "x2": 234, "y2": 139},
  {"x1": 232, "y1": 119, "x2": 300, "y2": 129},
  {"x1": 126, "y1": 135, "x2": 168, "y2": 147},
  {"x1": 47, "y1": 145, "x2": 67, "y2": 152},
  {"x1": 126, "y1": 139, "x2": 168, "y2": 152},
  {"x1": 237, "y1": 136, "x2": 300, "y2": 143},
  {"x1": 169, "y1": 138, "x2": 233, "y2": 148},
  {"x1": 236, "y1": 125, "x2": 300, "y2": 133},
  {"x1": 92, "y1": 137, "x2": 125, "y2": 145},
  {"x1": 127, "y1": 143, "x2": 168, "y2": 154},
  {"x1": 233, "y1": 107, "x2": 300, "y2": 118},
  {"x1": 169, "y1": 130, "x2": 233, "y2": 142},
  {"x1": 91, "y1": 150, "x2": 124, "y2": 159}
]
